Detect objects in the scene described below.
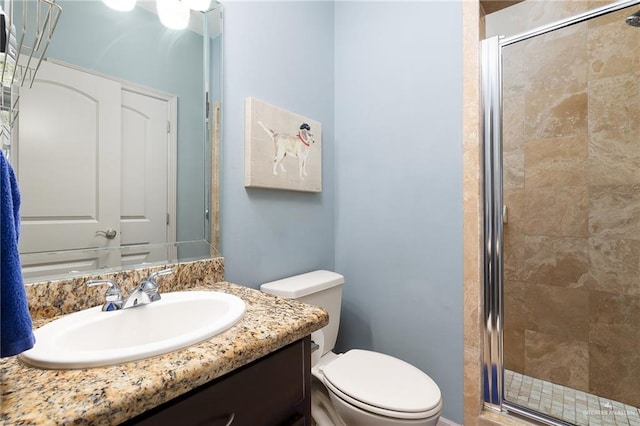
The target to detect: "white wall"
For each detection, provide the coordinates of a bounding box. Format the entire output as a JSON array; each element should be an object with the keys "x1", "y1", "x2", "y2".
[{"x1": 221, "y1": 1, "x2": 463, "y2": 423}]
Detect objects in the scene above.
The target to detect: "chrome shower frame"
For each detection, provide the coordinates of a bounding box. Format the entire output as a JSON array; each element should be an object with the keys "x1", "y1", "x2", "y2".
[{"x1": 480, "y1": 1, "x2": 640, "y2": 424}]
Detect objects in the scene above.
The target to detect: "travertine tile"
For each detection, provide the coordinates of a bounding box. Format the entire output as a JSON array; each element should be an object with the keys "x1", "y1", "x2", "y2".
[
  {"x1": 480, "y1": 410, "x2": 537, "y2": 426},
  {"x1": 525, "y1": 90, "x2": 588, "y2": 140},
  {"x1": 588, "y1": 72, "x2": 640, "y2": 134},
  {"x1": 523, "y1": 236, "x2": 589, "y2": 288},
  {"x1": 485, "y1": 0, "x2": 591, "y2": 39},
  {"x1": 524, "y1": 135, "x2": 588, "y2": 188},
  {"x1": 589, "y1": 291, "x2": 640, "y2": 352},
  {"x1": 462, "y1": 1, "x2": 483, "y2": 422},
  {"x1": 464, "y1": 242, "x2": 481, "y2": 349},
  {"x1": 504, "y1": 188, "x2": 525, "y2": 234},
  {"x1": 465, "y1": 414, "x2": 481, "y2": 426},
  {"x1": 463, "y1": 224, "x2": 481, "y2": 351},
  {"x1": 503, "y1": 44, "x2": 525, "y2": 98},
  {"x1": 489, "y1": 1, "x2": 640, "y2": 423},
  {"x1": 524, "y1": 24, "x2": 588, "y2": 94},
  {"x1": 524, "y1": 187, "x2": 589, "y2": 237},
  {"x1": 526, "y1": 283, "x2": 589, "y2": 340},
  {"x1": 589, "y1": 289, "x2": 640, "y2": 406},
  {"x1": 504, "y1": 280, "x2": 527, "y2": 331},
  {"x1": 504, "y1": 232, "x2": 525, "y2": 282},
  {"x1": 524, "y1": 330, "x2": 589, "y2": 393},
  {"x1": 503, "y1": 280, "x2": 528, "y2": 372},
  {"x1": 587, "y1": 3, "x2": 638, "y2": 28},
  {"x1": 502, "y1": 184, "x2": 524, "y2": 322},
  {"x1": 505, "y1": 367, "x2": 640, "y2": 425},
  {"x1": 588, "y1": 11, "x2": 640, "y2": 80},
  {"x1": 465, "y1": 345, "x2": 483, "y2": 422},
  {"x1": 504, "y1": 326, "x2": 525, "y2": 373},
  {"x1": 589, "y1": 128, "x2": 640, "y2": 186},
  {"x1": 584, "y1": 238, "x2": 640, "y2": 297},
  {"x1": 504, "y1": 145, "x2": 525, "y2": 190},
  {"x1": 463, "y1": 140, "x2": 481, "y2": 205},
  {"x1": 589, "y1": 184, "x2": 640, "y2": 240},
  {"x1": 590, "y1": 342, "x2": 640, "y2": 407},
  {"x1": 463, "y1": 64, "x2": 482, "y2": 352},
  {"x1": 503, "y1": 94, "x2": 525, "y2": 152}
]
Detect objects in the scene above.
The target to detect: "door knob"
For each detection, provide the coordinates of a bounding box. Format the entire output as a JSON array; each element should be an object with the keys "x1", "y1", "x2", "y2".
[{"x1": 96, "y1": 229, "x2": 117, "y2": 239}]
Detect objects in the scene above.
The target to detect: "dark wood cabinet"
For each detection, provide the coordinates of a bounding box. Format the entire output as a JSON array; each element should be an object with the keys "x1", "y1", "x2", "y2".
[{"x1": 126, "y1": 337, "x2": 311, "y2": 426}]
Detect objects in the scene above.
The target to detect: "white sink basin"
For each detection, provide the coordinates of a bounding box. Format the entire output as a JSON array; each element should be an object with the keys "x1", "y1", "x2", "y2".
[{"x1": 19, "y1": 291, "x2": 246, "y2": 369}]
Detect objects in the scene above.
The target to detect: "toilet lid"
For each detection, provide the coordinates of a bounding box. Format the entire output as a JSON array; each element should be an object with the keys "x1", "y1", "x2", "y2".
[{"x1": 321, "y1": 349, "x2": 442, "y2": 418}]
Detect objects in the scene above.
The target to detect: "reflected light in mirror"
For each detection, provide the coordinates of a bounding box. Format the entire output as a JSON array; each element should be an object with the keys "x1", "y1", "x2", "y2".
[
  {"x1": 156, "y1": 0, "x2": 190, "y2": 29},
  {"x1": 184, "y1": 0, "x2": 212, "y2": 11},
  {"x1": 102, "y1": 0, "x2": 137, "y2": 12}
]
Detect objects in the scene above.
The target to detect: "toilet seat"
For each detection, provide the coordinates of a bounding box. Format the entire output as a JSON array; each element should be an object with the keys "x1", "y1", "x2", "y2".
[{"x1": 320, "y1": 349, "x2": 442, "y2": 420}]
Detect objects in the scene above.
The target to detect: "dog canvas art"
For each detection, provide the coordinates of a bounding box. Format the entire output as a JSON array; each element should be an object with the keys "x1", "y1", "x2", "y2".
[
  {"x1": 245, "y1": 98, "x2": 322, "y2": 192},
  {"x1": 258, "y1": 121, "x2": 315, "y2": 179}
]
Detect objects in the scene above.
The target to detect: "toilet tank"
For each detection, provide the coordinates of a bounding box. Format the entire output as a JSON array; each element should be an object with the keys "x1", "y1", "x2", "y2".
[{"x1": 260, "y1": 270, "x2": 343, "y2": 356}]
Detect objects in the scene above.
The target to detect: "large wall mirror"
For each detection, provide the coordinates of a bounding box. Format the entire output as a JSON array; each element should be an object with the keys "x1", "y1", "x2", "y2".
[{"x1": 4, "y1": 0, "x2": 222, "y2": 282}]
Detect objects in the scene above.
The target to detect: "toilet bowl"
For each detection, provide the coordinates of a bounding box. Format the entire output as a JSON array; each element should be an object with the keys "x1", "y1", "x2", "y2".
[
  {"x1": 316, "y1": 349, "x2": 442, "y2": 425},
  {"x1": 261, "y1": 270, "x2": 443, "y2": 426}
]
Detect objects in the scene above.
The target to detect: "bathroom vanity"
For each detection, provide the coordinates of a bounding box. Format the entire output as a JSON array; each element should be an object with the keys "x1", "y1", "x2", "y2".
[
  {"x1": 0, "y1": 267, "x2": 328, "y2": 425},
  {"x1": 128, "y1": 337, "x2": 311, "y2": 425}
]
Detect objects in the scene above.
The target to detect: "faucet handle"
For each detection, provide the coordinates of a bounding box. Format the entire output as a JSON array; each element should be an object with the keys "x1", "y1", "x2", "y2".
[
  {"x1": 148, "y1": 268, "x2": 174, "y2": 283},
  {"x1": 87, "y1": 279, "x2": 124, "y2": 311},
  {"x1": 140, "y1": 268, "x2": 173, "y2": 302}
]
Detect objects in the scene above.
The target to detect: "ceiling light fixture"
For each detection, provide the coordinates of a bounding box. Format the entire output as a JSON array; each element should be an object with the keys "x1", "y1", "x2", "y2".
[
  {"x1": 183, "y1": 0, "x2": 211, "y2": 12},
  {"x1": 104, "y1": 0, "x2": 209, "y2": 30}
]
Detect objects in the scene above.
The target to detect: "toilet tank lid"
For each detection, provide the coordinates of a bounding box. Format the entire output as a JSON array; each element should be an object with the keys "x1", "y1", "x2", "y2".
[{"x1": 260, "y1": 270, "x2": 344, "y2": 298}]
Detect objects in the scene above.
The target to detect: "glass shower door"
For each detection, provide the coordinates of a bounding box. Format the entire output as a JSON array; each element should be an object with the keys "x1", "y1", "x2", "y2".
[{"x1": 482, "y1": 2, "x2": 640, "y2": 425}]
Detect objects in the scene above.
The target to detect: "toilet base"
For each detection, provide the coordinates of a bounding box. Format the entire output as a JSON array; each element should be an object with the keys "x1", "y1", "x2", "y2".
[{"x1": 311, "y1": 378, "x2": 346, "y2": 426}]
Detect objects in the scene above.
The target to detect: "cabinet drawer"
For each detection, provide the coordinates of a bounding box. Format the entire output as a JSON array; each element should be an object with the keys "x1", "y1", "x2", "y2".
[{"x1": 127, "y1": 337, "x2": 311, "y2": 426}]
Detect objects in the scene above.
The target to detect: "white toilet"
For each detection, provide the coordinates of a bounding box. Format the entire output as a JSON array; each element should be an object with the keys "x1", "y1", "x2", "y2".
[{"x1": 261, "y1": 270, "x2": 443, "y2": 426}]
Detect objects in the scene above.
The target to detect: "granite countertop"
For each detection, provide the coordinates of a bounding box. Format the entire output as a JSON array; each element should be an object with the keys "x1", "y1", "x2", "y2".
[{"x1": 0, "y1": 281, "x2": 328, "y2": 425}]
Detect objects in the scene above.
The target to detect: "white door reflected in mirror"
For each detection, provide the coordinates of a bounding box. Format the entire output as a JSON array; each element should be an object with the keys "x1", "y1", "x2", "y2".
[{"x1": 17, "y1": 60, "x2": 177, "y2": 276}]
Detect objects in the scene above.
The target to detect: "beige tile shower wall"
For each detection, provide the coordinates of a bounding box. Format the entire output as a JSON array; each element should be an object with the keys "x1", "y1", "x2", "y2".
[
  {"x1": 585, "y1": 6, "x2": 640, "y2": 406},
  {"x1": 463, "y1": 1, "x2": 483, "y2": 424},
  {"x1": 464, "y1": 2, "x2": 534, "y2": 424},
  {"x1": 493, "y1": 0, "x2": 640, "y2": 408}
]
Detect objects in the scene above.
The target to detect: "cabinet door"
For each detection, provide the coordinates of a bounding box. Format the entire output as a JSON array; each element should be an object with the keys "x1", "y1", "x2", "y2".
[{"x1": 128, "y1": 337, "x2": 311, "y2": 426}]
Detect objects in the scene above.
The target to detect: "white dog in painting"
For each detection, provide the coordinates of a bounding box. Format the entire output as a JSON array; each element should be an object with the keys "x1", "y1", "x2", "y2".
[{"x1": 258, "y1": 121, "x2": 315, "y2": 180}]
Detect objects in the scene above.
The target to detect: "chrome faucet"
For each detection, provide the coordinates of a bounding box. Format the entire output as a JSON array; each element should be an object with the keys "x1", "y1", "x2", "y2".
[
  {"x1": 86, "y1": 279, "x2": 124, "y2": 311},
  {"x1": 87, "y1": 268, "x2": 173, "y2": 311},
  {"x1": 122, "y1": 268, "x2": 173, "y2": 309}
]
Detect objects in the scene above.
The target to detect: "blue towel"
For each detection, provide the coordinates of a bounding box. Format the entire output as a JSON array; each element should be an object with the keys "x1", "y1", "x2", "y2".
[{"x1": 1, "y1": 150, "x2": 35, "y2": 357}]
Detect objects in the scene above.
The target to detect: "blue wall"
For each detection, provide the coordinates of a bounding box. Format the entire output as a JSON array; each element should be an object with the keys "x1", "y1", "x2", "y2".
[
  {"x1": 220, "y1": 1, "x2": 336, "y2": 286},
  {"x1": 221, "y1": 1, "x2": 463, "y2": 423},
  {"x1": 333, "y1": 2, "x2": 463, "y2": 422}
]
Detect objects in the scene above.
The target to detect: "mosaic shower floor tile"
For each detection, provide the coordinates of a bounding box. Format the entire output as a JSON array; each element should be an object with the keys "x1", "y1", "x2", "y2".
[{"x1": 505, "y1": 370, "x2": 640, "y2": 426}]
